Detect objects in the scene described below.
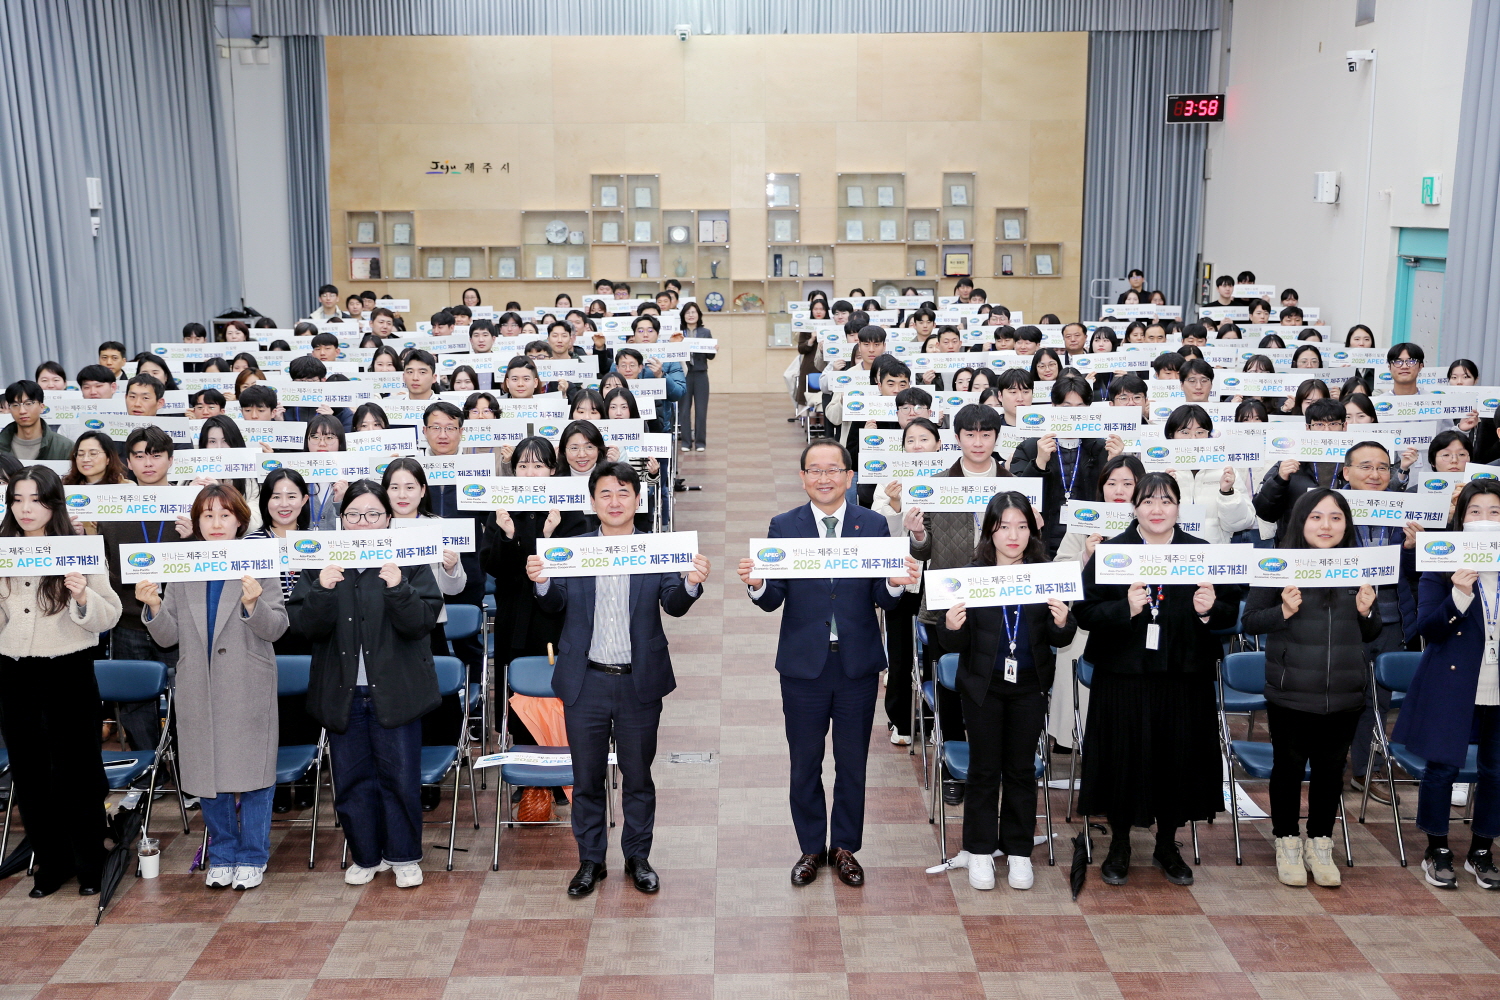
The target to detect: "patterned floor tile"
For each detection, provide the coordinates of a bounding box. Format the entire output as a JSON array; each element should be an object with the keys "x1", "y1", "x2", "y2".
[
  {"x1": 317, "y1": 919, "x2": 468, "y2": 979},
  {"x1": 1209, "y1": 914, "x2": 1373, "y2": 972},
  {"x1": 448, "y1": 918, "x2": 591, "y2": 977},
  {"x1": 185, "y1": 923, "x2": 343, "y2": 981},
  {"x1": 1086, "y1": 915, "x2": 1241, "y2": 974},
  {"x1": 582, "y1": 917, "x2": 716, "y2": 976},
  {"x1": 50, "y1": 923, "x2": 219, "y2": 983},
  {"x1": 1336, "y1": 915, "x2": 1500, "y2": 974},
  {"x1": 838, "y1": 915, "x2": 976, "y2": 973}
]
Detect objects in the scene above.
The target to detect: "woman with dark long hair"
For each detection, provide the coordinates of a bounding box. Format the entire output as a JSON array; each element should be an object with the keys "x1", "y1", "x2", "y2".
[
  {"x1": 937, "y1": 492, "x2": 1075, "y2": 892},
  {"x1": 0, "y1": 467, "x2": 122, "y2": 897},
  {"x1": 1243, "y1": 489, "x2": 1379, "y2": 887},
  {"x1": 138, "y1": 484, "x2": 288, "y2": 890},
  {"x1": 1075, "y1": 472, "x2": 1242, "y2": 888}
]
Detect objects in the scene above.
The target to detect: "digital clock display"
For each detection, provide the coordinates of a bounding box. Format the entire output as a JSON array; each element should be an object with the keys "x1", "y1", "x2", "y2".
[{"x1": 1166, "y1": 94, "x2": 1225, "y2": 123}]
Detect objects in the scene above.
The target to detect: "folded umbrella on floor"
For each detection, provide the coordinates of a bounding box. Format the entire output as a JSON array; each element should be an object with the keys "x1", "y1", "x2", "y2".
[
  {"x1": 0, "y1": 837, "x2": 32, "y2": 880},
  {"x1": 95, "y1": 803, "x2": 145, "y2": 924},
  {"x1": 1070, "y1": 823, "x2": 1107, "y2": 901}
]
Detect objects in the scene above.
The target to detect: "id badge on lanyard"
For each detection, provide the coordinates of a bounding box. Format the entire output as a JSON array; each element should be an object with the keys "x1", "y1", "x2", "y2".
[{"x1": 1145, "y1": 585, "x2": 1164, "y2": 650}]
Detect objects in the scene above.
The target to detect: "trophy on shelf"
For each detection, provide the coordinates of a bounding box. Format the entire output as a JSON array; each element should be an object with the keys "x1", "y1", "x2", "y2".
[{"x1": 710, "y1": 259, "x2": 720, "y2": 279}]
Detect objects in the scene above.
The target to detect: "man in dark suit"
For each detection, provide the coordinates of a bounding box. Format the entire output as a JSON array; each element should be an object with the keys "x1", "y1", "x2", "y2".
[
  {"x1": 738, "y1": 440, "x2": 918, "y2": 887},
  {"x1": 527, "y1": 461, "x2": 711, "y2": 897}
]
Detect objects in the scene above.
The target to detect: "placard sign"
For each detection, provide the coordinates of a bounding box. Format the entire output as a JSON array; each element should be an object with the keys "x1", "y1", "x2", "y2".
[
  {"x1": 117, "y1": 539, "x2": 280, "y2": 583},
  {"x1": 167, "y1": 449, "x2": 263, "y2": 480},
  {"x1": 0, "y1": 535, "x2": 106, "y2": 576},
  {"x1": 256, "y1": 453, "x2": 374, "y2": 483},
  {"x1": 536, "y1": 531, "x2": 700, "y2": 578},
  {"x1": 1092, "y1": 543, "x2": 1254, "y2": 583},
  {"x1": 389, "y1": 517, "x2": 476, "y2": 552},
  {"x1": 234, "y1": 421, "x2": 307, "y2": 450},
  {"x1": 746, "y1": 536, "x2": 909, "y2": 579},
  {"x1": 1415, "y1": 532, "x2": 1500, "y2": 570},
  {"x1": 902, "y1": 477, "x2": 1044, "y2": 511},
  {"x1": 1371, "y1": 394, "x2": 1480, "y2": 422},
  {"x1": 413, "y1": 454, "x2": 494, "y2": 482},
  {"x1": 1336, "y1": 489, "x2": 1450, "y2": 527},
  {"x1": 1012, "y1": 407, "x2": 1139, "y2": 438},
  {"x1": 857, "y1": 452, "x2": 950, "y2": 483},
  {"x1": 1060, "y1": 501, "x2": 1209, "y2": 536},
  {"x1": 1247, "y1": 546, "x2": 1402, "y2": 586},
  {"x1": 1264, "y1": 430, "x2": 1406, "y2": 461},
  {"x1": 923, "y1": 562, "x2": 1083, "y2": 610},
  {"x1": 64, "y1": 485, "x2": 201, "y2": 521},
  {"x1": 282, "y1": 525, "x2": 446, "y2": 569},
  {"x1": 1415, "y1": 468, "x2": 1500, "y2": 493},
  {"x1": 1136, "y1": 438, "x2": 1264, "y2": 470}
]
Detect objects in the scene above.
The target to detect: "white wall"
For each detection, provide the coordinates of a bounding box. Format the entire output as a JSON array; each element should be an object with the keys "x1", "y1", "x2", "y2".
[
  {"x1": 1200, "y1": 0, "x2": 1470, "y2": 342},
  {"x1": 215, "y1": 38, "x2": 296, "y2": 326}
]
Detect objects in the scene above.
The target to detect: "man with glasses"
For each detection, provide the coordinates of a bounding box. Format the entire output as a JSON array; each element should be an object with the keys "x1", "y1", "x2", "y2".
[
  {"x1": 1252, "y1": 397, "x2": 1352, "y2": 544},
  {"x1": 0, "y1": 379, "x2": 74, "y2": 460},
  {"x1": 1179, "y1": 359, "x2": 1216, "y2": 404},
  {"x1": 1387, "y1": 343, "x2": 1425, "y2": 397},
  {"x1": 738, "y1": 440, "x2": 918, "y2": 889},
  {"x1": 1341, "y1": 442, "x2": 1422, "y2": 804}
]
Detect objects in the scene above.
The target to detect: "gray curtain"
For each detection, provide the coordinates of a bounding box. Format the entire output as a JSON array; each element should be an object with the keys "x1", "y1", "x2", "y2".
[
  {"x1": 284, "y1": 35, "x2": 330, "y2": 318},
  {"x1": 0, "y1": 0, "x2": 241, "y2": 377},
  {"x1": 1441, "y1": 0, "x2": 1500, "y2": 371},
  {"x1": 253, "y1": 0, "x2": 1219, "y2": 36},
  {"x1": 1080, "y1": 29, "x2": 1214, "y2": 321}
]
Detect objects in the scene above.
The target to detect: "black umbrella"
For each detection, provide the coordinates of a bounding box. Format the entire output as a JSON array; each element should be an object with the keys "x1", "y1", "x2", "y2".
[
  {"x1": 95, "y1": 804, "x2": 144, "y2": 924},
  {"x1": 1070, "y1": 823, "x2": 1108, "y2": 901},
  {"x1": 0, "y1": 837, "x2": 32, "y2": 880}
]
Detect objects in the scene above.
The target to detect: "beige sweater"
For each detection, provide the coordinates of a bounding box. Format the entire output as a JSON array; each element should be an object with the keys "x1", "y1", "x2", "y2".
[{"x1": 0, "y1": 573, "x2": 121, "y2": 658}]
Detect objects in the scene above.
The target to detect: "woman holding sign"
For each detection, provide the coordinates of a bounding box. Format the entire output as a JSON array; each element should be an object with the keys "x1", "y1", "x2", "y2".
[
  {"x1": 937, "y1": 493, "x2": 1076, "y2": 891},
  {"x1": 1243, "y1": 489, "x2": 1379, "y2": 887},
  {"x1": 137, "y1": 484, "x2": 288, "y2": 891},
  {"x1": 287, "y1": 479, "x2": 444, "y2": 889},
  {"x1": 1389, "y1": 480, "x2": 1500, "y2": 890},
  {"x1": 0, "y1": 467, "x2": 121, "y2": 897},
  {"x1": 1075, "y1": 472, "x2": 1242, "y2": 887},
  {"x1": 1160, "y1": 405, "x2": 1256, "y2": 545}
]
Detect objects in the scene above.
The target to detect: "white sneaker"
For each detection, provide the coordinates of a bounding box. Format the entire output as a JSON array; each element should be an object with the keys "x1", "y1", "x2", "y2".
[
  {"x1": 890, "y1": 730, "x2": 912, "y2": 746},
  {"x1": 231, "y1": 866, "x2": 264, "y2": 890},
  {"x1": 968, "y1": 852, "x2": 996, "y2": 890},
  {"x1": 1453, "y1": 783, "x2": 1472, "y2": 807},
  {"x1": 392, "y1": 862, "x2": 424, "y2": 888},
  {"x1": 1007, "y1": 855, "x2": 1034, "y2": 890},
  {"x1": 204, "y1": 866, "x2": 234, "y2": 888},
  {"x1": 344, "y1": 860, "x2": 390, "y2": 885},
  {"x1": 1303, "y1": 836, "x2": 1341, "y2": 887}
]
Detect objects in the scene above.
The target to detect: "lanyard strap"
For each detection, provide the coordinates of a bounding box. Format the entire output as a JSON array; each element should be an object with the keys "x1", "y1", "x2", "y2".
[
  {"x1": 1147, "y1": 584, "x2": 1165, "y2": 620},
  {"x1": 312, "y1": 485, "x2": 330, "y2": 525},
  {"x1": 1059, "y1": 447, "x2": 1081, "y2": 501},
  {"x1": 999, "y1": 604, "x2": 1021, "y2": 657},
  {"x1": 141, "y1": 521, "x2": 165, "y2": 544},
  {"x1": 1479, "y1": 580, "x2": 1499, "y2": 630}
]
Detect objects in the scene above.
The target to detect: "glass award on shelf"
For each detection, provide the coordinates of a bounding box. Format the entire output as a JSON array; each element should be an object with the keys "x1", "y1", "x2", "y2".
[
  {"x1": 877, "y1": 186, "x2": 894, "y2": 207},
  {"x1": 773, "y1": 218, "x2": 792, "y2": 242},
  {"x1": 599, "y1": 185, "x2": 618, "y2": 207},
  {"x1": 947, "y1": 219, "x2": 965, "y2": 241},
  {"x1": 392, "y1": 255, "x2": 412, "y2": 279},
  {"x1": 426, "y1": 256, "x2": 444, "y2": 279},
  {"x1": 846, "y1": 186, "x2": 864, "y2": 207},
  {"x1": 846, "y1": 220, "x2": 863, "y2": 241},
  {"x1": 1003, "y1": 218, "x2": 1022, "y2": 241},
  {"x1": 913, "y1": 220, "x2": 932, "y2": 241},
  {"x1": 601, "y1": 222, "x2": 619, "y2": 243},
  {"x1": 566, "y1": 256, "x2": 586, "y2": 278}
]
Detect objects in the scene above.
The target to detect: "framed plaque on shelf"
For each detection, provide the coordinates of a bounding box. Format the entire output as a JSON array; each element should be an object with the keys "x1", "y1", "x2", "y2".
[
  {"x1": 633, "y1": 221, "x2": 652, "y2": 242},
  {"x1": 807, "y1": 255, "x2": 824, "y2": 276},
  {"x1": 713, "y1": 218, "x2": 728, "y2": 242},
  {"x1": 876, "y1": 186, "x2": 894, "y2": 207},
  {"x1": 535, "y1": 255, "x2": 554, "y2": 279},
  {"x1": 392, "y1": 223, "x2": 412, "y2": 244},
  {"x1": 942, "y1": 252, "x2": 970, "y2": 277},
  {"x1": 947, "y1": 219, "x2": 965, "y2": 240},
  {"x1": 950, "y1": 184, "x2": 968, "y2": 206},
  {"x1": 601, "y1": 222, "x2": 619, "y2": 243},
  {"x1": 878, "y1": 219, "x2": 897, "y2": 241},
  {"x1": 773, "y1": 218, "x2": 792, "y2": 242},
  {"x1": 1002, "y1": 218, "x2": 1022, "y2": 241},
  {"x1": 913, "y1": 220, "x2": 932, "y2": 241},
  {"x1": 426, "y1": 256, "x2": 445, "y2": 279},
  {"x1": 356, "y1": 221, "x2": 375, "y2": 244},
  {"x1": 566, "y1": 256, "x2": 586, "y2": 278},
  {"x1": 453, "y1": 257, "x2": 471, "y2": 279},
  {"x1": 599, "y1": 185, "x2": 618, "y2": 207},
  {"x1": 634, "y1": 186, "x2": 652, "y2": 208},
  {"x1": 846, "y1": 186, "x2": 864, "y2": 207},
  {"x1": 845, "y1": 220, "x2": 864, "y2": 241},
  {"x1": 1035, "y1": 254, "x2": 1054, "y2": 276},
  {"x1": 392, "y1": 254, "x2": 412, "y2": 279},
  {"x1": 497, "y1": 256, "x2": 516, "y2": 279}
]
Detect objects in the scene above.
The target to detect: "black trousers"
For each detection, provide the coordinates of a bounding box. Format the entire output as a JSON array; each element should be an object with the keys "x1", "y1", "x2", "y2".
[
  {"x1": 0, "y1": 650, "x2": 108, "y2": 884},
  {"x1": 883, "y1": 592, "x2": 919, "y2": 736},
  {"x1": 782, "y1": 648, "x2": 879, "y2": 854},
  {"x1": 1266, "y1": 702, "x2": 1361, "y2": 839},
  {"x1": 960, "y1": 671, "x2": 1047, "y2": 856},
  {"x1": 564, "y1": 668, "x2": 662, "y2": 864}
]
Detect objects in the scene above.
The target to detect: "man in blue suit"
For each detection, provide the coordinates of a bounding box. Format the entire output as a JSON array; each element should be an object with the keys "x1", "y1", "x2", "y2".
[
  {"x1": 738, "y1": 439, "x2": 919, "y2": 887},
  {"x1": 528, "y1": 461, "x2": 711, "y2": 897}
]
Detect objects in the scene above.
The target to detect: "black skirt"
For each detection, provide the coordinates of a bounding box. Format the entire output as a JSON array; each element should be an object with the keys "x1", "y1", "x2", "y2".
[{"x1": 1077, "y1": 670, "x2": 1223, "y2": 828}]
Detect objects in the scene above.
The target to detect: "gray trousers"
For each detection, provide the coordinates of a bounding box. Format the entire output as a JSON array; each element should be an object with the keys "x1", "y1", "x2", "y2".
[{"x1": 678, "y1": 369, "x2": 710, "y2": 446}]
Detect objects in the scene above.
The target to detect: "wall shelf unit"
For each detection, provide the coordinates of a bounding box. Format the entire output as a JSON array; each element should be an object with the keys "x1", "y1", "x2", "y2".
[{"x1": 837, "y1": 172, "x2": 904, "y2": 243}]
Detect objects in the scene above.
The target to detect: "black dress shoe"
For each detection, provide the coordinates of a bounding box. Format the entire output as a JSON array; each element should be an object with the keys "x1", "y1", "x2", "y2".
[
  {"x1": 567, "y1": 860, "x2": 606, "y2": 897},
  {"x1": 943, "y1": 781, "x2": 965, "y2": 807},
  {"x1": 623, "y1": 856, "x2": 659, "y2": 893},
  {"x1": 830, "y1": 847, "x2": 865, "y2": 887},
  {"x1": 28, "y1": 868, "x2": 69, "y2": 899},
  {"x1": 1152, "y1": 844, "x2": 1194, "y2": 886},
  {"x1": 420, "y1": 785, "x2": 441, "y2": 813},
  {"x1": 1100, "y1": 843, "x2": 1130, "y2": 885},
  {"x1": 78, "y1": 884, "x2": 100, "y2": 896},
  {"x1": 790, "y1": 851, "x2": 826, "y2": 886}
]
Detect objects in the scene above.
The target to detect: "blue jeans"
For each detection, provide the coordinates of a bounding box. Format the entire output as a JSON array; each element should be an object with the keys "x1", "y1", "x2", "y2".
[
  {"x1": 1417, "y1": 706, "x2": 1500, "y2": 839},
  {"x1": 198, "y1": 786, "x2": 275, "y2": 868},
  {"x1": 329, "y1": 687, "x2": 423, "y2": 867}
]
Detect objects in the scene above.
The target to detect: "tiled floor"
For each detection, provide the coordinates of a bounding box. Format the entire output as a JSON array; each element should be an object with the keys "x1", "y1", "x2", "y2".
[{"x1": 2, "y1": 393, "x2": 1498, "y2": 999}]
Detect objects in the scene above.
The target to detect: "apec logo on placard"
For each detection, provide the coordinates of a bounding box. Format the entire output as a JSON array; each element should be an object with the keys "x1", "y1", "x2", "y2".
[
  {"x1": 1375, "y1": 400, "x2": 1394, "y2": 414},
  {"x1": 127, "y1": 552, "x2": 155, "y2": 568},
  {"x1": 85, "y1": 418, "x2": 105, "y2": 430},
  {"x1": 462, "y1": 483, "x2": 486, "y2": 498},
  {"x1": 756, "y1": 547, "x2": 786, "y2": 563},
  {"x1": 1102, "y1": 552, "x2": 1133, "y2": 569},
  {"x1": 1021, "y1": 412, "x2": 1046, "y2": 427},
  {"x1": 1073, "y1": 507, "x2": 1100, "y2": 523},
  {"x1": 261, "y1": 459, "x2": 283, "y2": 473},
  {"x1": 293, "y1": 539, "x2": 322, "y2": 555},
  {"x1": 1424, "y1": 478, "x2": 1449, "y2": 492},
  {"x1": 863, "y1": 433, "x2": 884, "y2": 448},
  {"x1": 1257, "y1": 557, "x2": 1288, "y2": 573},
  {"x1": 1424, "y1": 540, "x2": 1456, "y2": 557},
  {"x1": 65, "y1": 494, "x2": 89, "y2": 509},
  {"x1": 939, "y1": 577, "x2": 964, "y2": 595},
  {"x1": 863, "y1": 459, "x2": 887, "y2": 475},
  {"x1": 845, "y1": 400, "x2": 865, "y2": 413},
  {"x1": 1474, "y1": 471, "x2": 1499, "y2": 481},
  {"x1": 1221, "y1": 376, "x2": 1241, "y2": 389},
  {"x1": 1272, "y1": 437, "x2": 1294, "y2": 450},
  {"x1": 153, "y1": 346, "x2": 168, "y2": 356},
  {"x1": 1146, "y1": 446, "x2": 1170, "y2": 460},
  {"x1": 908, "y1": 484, "x2": 935, "y2": 501},
  {"x1": 536, "y1": 425, "x2": 559, "y2": 437},
  {"x1": 543, "y1": 546, "x2": 574, "y2": 563}
]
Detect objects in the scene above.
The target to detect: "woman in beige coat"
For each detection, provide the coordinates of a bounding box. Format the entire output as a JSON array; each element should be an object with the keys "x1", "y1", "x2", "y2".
[
  {"x1": 139, "y1": 484, "x2": 287, "y2": 891},
  {"x1": 0, "y1": 467, "x2": 121, "y2": 898}
]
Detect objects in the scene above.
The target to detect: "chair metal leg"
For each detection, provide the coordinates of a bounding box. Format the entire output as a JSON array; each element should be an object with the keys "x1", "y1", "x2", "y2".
[
  {"x1": 1067, "y1": 669, "x2": 1083, "y2": 823},
  {"x1": 1384, "y1": 758, "x2": 1407, "y2": 867},
  {"x1": 1227, "y1": 754, "x2": 1244, "y2": 865},
  {"x1": 491, "y1": 779, "x2": 507, "y2": 871},
  {"x1": 1190, "y1": 819, "x2": 1200, "y2": 866},
  {"x1": 1040, "y1": 743, "x2": 1056, "y2": 867},
  {"x1": 308, "y1": 750, "x2": 324, "y2": 870},
  {"x1": 170, "y1": 750, "x2": 191, "y2": 834},
  {"x1": 446, "y1": 767, "x2": 462, "y2": 871},
  {"x1": 467, "y1": 759, "x2": 480, "y2": 829},
  {"x1": 1338, "y1": 796, "x2": 1355, "y2": 867}
]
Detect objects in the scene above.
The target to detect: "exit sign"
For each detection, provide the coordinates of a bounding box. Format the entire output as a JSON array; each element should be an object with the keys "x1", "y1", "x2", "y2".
[{"x1": 1422, "y1": 173, "x2": 1443, "y2": 205}]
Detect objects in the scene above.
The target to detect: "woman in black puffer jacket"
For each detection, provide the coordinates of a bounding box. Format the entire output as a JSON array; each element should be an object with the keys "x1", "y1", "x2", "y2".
[{"x1": 1243, "y1": 489, "x2": 1382, "y2": 888}]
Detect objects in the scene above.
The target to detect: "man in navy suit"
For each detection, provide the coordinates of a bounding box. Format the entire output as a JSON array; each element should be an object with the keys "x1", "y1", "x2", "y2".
[
  {"x1": 738, "y1": 439, "x2": 919, "y2": 886},
  {"x1": 528, "y1": 461, "x2": 711, "y2": 897}
]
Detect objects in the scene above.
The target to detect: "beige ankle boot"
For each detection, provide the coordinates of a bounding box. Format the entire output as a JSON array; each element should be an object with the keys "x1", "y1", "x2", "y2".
[
  {"x1": 1304, "y1": 836, "x2": 1341, "y2": 887},
  {"x1": 1275, "y1": 836, "x2": 1307, "y2": 886}
]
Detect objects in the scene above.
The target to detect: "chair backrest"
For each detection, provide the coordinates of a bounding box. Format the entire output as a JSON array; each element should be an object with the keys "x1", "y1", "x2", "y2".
[
  {"x1": 806, "y1": 373, "x2": 822, "y2": 392},
  {"x1": 276, "y1": 655, "x2": 312, "y2": 697},
  {"x1": 507, "y1": 655, "x2": 557, "y2": 698},
  {"x1": 1375, "y1": 651, "x2": 1423, "y2": 693},
  {"x1": 95, "y1": 659, "x2": 168, "y2": 703},
  {"x1": 1075, "y1": 657, "x2": 1094, "y2": 688},
  {"x1": 936, "y1": 653, "x2": 960, "y2": 692},
  {"x1": 433, "y1": 656, "x2": 465, "y2": 697},
  {"x1": 1211, "y1": 598, "x2": 1247, "y2": 637},
  {"x1": 443, "y1": 603, "x2": 482, "y2": 640},
  {"x1": 915, "y1": 621, "x2": 930, "y2": 650},
  {"x1": 1222, "y1": 651, "x2": 1266, "y2": 695}
]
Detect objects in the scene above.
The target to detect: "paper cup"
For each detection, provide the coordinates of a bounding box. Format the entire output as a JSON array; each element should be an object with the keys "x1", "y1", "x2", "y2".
[{"x1": 138, "y1": 838, "x2": 160, "y2": 879}]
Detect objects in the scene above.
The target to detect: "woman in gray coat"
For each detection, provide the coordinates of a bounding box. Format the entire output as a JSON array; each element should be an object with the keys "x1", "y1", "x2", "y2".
[{"x1": 138, "y1": 484, "x2": 288, "y2": 891}]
